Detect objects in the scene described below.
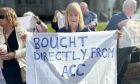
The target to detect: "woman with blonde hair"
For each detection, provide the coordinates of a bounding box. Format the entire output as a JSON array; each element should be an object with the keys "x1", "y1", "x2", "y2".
[
  {"x1": 0, "y1": 7, "x2": 26, "y2": 84},
  {"x1": 58, "y1": 2, "x2": 89, "y2": 32}
]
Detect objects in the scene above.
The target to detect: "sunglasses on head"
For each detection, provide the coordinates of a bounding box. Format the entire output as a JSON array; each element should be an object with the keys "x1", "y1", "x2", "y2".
[{"x1": 0, "y1": 15, "x2": 6, "y2": 19}]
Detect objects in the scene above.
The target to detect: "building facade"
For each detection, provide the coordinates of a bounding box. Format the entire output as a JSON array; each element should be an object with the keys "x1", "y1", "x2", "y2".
[{"x1": 0, "y1": 0, "x2": 139, "y2": 21}]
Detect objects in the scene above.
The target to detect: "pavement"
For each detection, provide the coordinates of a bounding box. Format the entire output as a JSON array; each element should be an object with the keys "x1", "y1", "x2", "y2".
[
  {"x1": 122, "y1": 77, "x2": 140, "y2": 84},
  {"x1": 122, "y1": 61, "x2": 140, "y2": 84}
]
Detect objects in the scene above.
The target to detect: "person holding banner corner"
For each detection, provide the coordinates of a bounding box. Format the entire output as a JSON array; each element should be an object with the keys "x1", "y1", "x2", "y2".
[
  {"x1": 23, "y1": 11, "x2": 48, "y2": 32},
  {"x1": 105, "y1": 0, "x2": 137, "y2": 84},
  {"x1": 51, "y1": 10, "x2": 65, "y2": 32}
]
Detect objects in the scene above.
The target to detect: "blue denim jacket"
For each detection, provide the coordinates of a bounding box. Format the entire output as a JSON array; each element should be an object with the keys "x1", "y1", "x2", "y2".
[{"x1": 84, "y1": 11, "x2": 98, "y2": 31}]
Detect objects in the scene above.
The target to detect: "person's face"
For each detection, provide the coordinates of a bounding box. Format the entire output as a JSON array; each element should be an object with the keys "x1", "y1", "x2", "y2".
[
  {"x1": 125, "y1": 5, "x2": 136, "y2": 16},
  {"x1": 0, "y1": 14, "x2": 7, "y2": 26},
  {"x1": 68, "y1": 11, "x2": 79, "y2": 30},
  {"x1": 80, "y1": 4, "x2": 87, "y2": 15}
]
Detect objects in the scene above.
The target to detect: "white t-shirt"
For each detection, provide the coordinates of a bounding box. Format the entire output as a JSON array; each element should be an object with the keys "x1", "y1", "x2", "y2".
[
  {"x1": 119, "y1": 19, "x2": 140, "y2": 48},
  {"x1": 57, "y1": 12, "x2": 65, "y2": 29},
  {"x1": 119, "y1": 28, "x2": 131, "y2": 48}
]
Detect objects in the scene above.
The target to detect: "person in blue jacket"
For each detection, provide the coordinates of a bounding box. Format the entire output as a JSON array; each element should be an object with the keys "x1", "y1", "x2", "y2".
[{"x1": 105, "y1": 0, "x2": 137, "y2": 84}]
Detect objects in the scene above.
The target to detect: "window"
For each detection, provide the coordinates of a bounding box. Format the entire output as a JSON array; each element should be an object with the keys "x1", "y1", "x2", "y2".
[
  {"x1": 25, "y1": 0, "x2": 36, "y2": 4},
  {"x1": 17, "y1": 0, "x2": 24, "y2": 4},
  {"x1": 17, "y1": 0, "x2": 43, "y2": 5},
  {"x1": 0, "y1": 0, "x2": 4, "y2": 4},
  {"x1": 39, "y1": 0, "x2": 43, "y2": 4},
  {"x1": 25, "y1": 0, "x2": 43, "y2": 5}
]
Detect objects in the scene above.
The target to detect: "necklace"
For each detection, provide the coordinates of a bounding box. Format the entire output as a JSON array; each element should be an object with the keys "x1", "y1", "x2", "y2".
[
  {"x1": 3, "y1": 29, "x2": 14, "y2": 52},
  {"x1": 3, "y1": 28, "x2": 14, "y2": 40}
]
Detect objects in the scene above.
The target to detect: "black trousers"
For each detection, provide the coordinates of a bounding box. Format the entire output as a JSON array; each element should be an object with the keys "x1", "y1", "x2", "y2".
[
  {"x1": 117, "y1": 47, "x2": 134, "y2": 84},
  {"x1": 2, "y1": 59, "x2": 23, "y2": 84}
]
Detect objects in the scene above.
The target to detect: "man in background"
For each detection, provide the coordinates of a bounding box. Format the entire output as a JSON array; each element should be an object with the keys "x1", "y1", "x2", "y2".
[
  {"x1": 80, "y1": 2, "x2": 98, "y2": 31},
  {"x1": 105, "y1": 0, "x2": 137, "y2": 84}
]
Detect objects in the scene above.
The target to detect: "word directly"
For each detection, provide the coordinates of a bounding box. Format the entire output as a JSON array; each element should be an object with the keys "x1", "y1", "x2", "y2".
[{"x1": 34, "y1": 48, "x2": 114, "y2": 61}]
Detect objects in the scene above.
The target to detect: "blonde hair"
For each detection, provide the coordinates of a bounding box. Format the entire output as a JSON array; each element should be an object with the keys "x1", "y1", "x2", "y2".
[
  {"x1": 0, "y1": 7, "x2": 19, "y2": 27},
  {"x1": 65, "y1": 2, "x2": 84, "y2": 30}
]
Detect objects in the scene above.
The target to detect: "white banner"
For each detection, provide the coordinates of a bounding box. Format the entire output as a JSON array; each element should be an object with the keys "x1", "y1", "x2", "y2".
[
  {"x1": 18, "y1": 16, "x2": 36, "y2": 32},
  {"x1": 119, "y1": 19, "x2": 140, "y2": 48},
  {"x1": 124, "y1": 19, "x2": 140, "y2": 47},
  {"x1": 26, "y1": 31, "x2": 117, "y2": 84}
]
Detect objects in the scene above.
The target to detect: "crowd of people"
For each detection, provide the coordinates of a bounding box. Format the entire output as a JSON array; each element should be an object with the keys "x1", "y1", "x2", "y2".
[{"x1": 0, "y1": 0, "x2": 139, "y2": 84}]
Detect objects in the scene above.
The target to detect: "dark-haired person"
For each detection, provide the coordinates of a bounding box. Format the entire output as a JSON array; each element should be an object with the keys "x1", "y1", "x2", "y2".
[{"x1": 51, "y1": 10, "x2": 65, "y2": 32}]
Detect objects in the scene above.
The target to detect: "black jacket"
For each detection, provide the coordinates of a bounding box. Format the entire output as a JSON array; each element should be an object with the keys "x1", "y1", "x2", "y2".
[{"x1": 58, "y1": 27, "x2": 89, "y2": 32}]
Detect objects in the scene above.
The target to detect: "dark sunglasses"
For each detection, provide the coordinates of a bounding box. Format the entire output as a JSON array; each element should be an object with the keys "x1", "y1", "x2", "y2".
[{"x1": 0, "y1": 15, "x2": 6, "y2": 19}]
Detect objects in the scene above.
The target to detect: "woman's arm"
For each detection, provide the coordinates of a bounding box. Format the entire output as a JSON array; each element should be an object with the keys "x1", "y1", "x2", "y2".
[{"x1": 15, "y1": 48, "x2": 26, "y2": 58}]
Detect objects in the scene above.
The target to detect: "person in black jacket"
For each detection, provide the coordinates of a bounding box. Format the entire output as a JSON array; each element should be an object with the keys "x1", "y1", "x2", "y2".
[{"x1": 51, "y1": 10, "x2": 65, "y2": 32}]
